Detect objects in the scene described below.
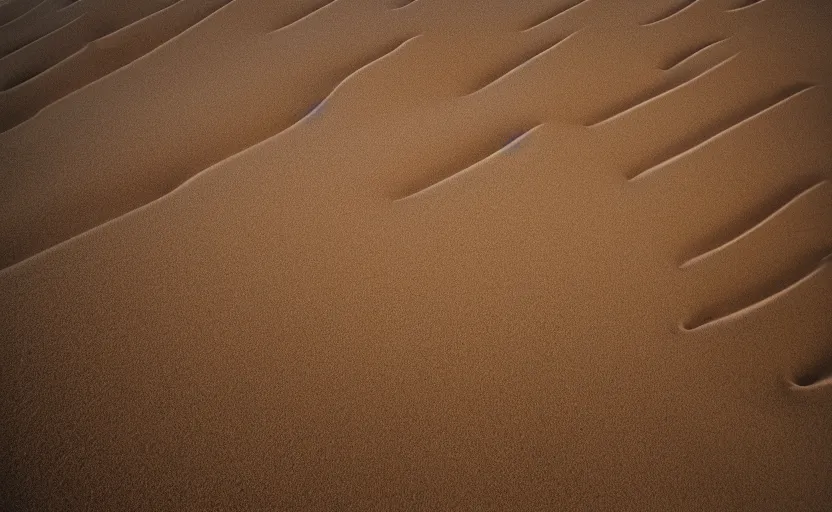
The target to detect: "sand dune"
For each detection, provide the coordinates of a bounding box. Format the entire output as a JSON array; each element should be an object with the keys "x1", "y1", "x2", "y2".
[{"x1": 1, "y1": 0, "x2": 830, "y2": 509}]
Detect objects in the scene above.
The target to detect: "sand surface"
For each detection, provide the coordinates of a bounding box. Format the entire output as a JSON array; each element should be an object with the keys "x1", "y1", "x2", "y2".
[{"x1": 1, "y1": 0, "x2": 831, "y2": 509}]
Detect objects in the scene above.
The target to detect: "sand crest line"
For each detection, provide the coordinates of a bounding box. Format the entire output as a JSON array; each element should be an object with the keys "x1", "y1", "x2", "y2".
[
  {"x1": 641, "y1": 0, "x2": 701, "y2": 27},
  {"x1": 0, "y1": 0, "x2": 242, "y2": 133},
  {"x1": 0, "y1": 15, "x2": 88, "y2": 91},
  {"x1": 586, "y1": 52, "x2": 739, "y2": 127},
  {"x1": 790, "y1": 348, "x2": 832, "y2": 390},
  {"x1": 0, "y1": 8, "x2": 80, "y2": 58},
  {"x1": 0, "y1": 0, "x2": 47, "y2": 28},
  {"x1": 680, "y1": 180, "x2": 830, "y2": 268},
  {"x1": 0, "y1": 34, "x2": 422, "y2": 273},
  {"x1": 680, "y1": 251, "x2": 832, "y2": 332},
  {"x1": 726, "y1": 0, "x2": 767, "y2": 13},
  {"x1": 394, "y1": 123, "x2": 545, "y2": 202},
  {"x1": 789, "y1": 375, "x2": 832, "y2": 392},
  {"x1": 0, "y1": 0, "x2": 232, "y2": 130},
  {"x1": 284, "y1": 34, "x2": 421, "y2": 129},
  {"x1": 0, "y1": 0, "x2": 48, "y2": 27},
  {"x1": 269, "y1": 0, "x2": 340, "y2": 33},
  {"x1": 519, "y1": 0, "x2": 591, "y2": 32},
  {"x1": 660, "y1": 37, "x2": 728, "y2": 71},
  {"x1": 56, "y1": 0, "x2": 92, "y2": 13},
  {"x1": 0, "y1": 11, "x2": 84, "y2": 67},
  {"x1": 466, "y1": 29, "x2": 582, "y2": 96},
  {"x1": 628, "y1": 83, "x2": 817, "y2": 182},
  {"x1": 389, "y1": 0, "x2": 420, "y2": 10}
]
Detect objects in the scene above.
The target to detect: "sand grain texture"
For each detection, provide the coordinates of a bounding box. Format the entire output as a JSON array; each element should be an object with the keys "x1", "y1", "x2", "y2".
[{"x1": 1, "y1": 0, "x2": 831, "y2": 510}]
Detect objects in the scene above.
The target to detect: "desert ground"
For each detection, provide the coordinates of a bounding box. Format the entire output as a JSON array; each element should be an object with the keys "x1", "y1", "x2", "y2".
[{"x1": 1, "y1": 0, "x2": 831, "y2": 510}]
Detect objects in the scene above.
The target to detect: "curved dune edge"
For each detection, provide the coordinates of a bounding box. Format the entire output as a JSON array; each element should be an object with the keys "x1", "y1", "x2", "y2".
[
  {"x1": 0, "y1": 0, "x2": 84, "y2": 57},
  {"x1": 790, "y1": 371, "x2": 832, "y2": 391},
  {"x1": 0, "y1": 31, "x2": 423, "y2": 273},
  {"x1": 0, "y1": 13, "x2": 88, "y2": 90},
  {"x1": 0, "y1": 0, "x2": 41, "y2": 30},
  {"x1": 0, "y1": 0, "x2": 232, "y2": 130},
  {"x1": 0, "y1": 0, "x2": 44, "y2": 26},
  {"x1": 679, "y1": 253, "x2": 831, "y2": 332},
  {"x1": 0, "y1": 5, "x2": 419, "y2": 268}
]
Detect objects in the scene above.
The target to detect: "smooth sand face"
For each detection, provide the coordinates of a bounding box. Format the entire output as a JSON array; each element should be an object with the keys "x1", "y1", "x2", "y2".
[{"x1": 1, "y1": 0, "x2": 831, "y2": 509}]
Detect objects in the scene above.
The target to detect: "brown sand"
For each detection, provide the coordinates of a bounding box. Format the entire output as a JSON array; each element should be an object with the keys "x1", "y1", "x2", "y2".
[{"x1": 1, "y1": 0, "x2": 831, "y2": 509}]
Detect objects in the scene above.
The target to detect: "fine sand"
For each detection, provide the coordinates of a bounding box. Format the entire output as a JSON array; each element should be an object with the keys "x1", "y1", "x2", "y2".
[{"x1": 1, "y1": 0, "x2": 831, "y2": 509}]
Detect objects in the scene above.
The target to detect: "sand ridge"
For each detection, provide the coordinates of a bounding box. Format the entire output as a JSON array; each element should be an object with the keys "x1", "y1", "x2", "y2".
[
  {"x1": 0, "y1": 0, "x2": 233, "y2": 131},
  {"x1": 1, "y1": 0, "x2": 831, "y2": 509}
]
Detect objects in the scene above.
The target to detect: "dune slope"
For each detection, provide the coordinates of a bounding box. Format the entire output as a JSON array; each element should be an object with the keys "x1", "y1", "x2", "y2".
[{"x1": 1, "y1": 0, "x2": 831, "y2": 510}]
